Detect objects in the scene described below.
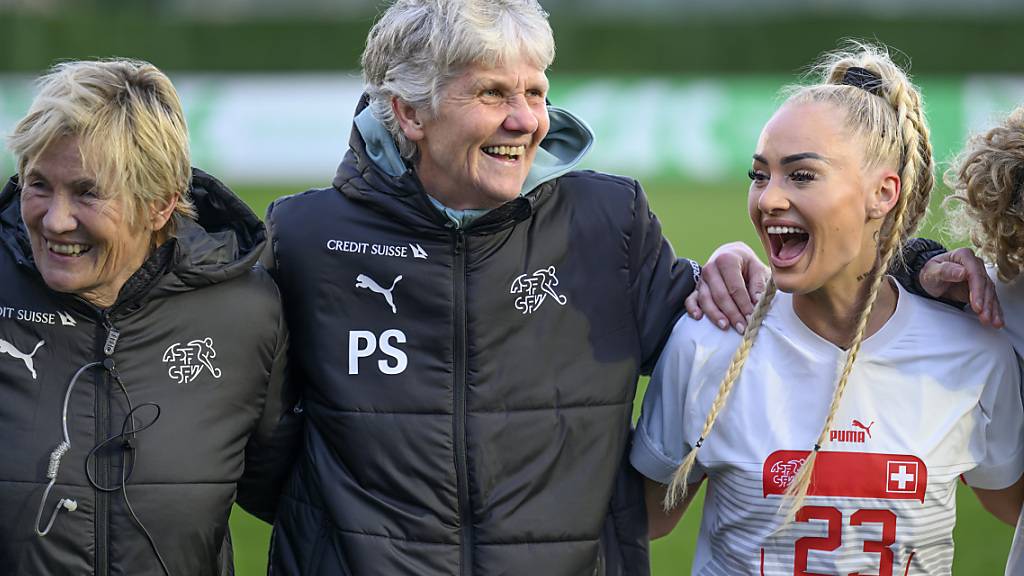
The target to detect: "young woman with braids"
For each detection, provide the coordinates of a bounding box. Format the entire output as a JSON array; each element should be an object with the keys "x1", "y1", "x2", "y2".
[{"x1": 629, "y1": 45, "x2": 1024, "y2": 575}]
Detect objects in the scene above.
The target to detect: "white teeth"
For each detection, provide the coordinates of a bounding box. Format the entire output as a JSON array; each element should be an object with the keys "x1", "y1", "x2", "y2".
[
  {"x1": 766, "y1": 226, "x2": 807, "y2": 235},
  {"x1": 47, "y1": 241, "x2": 90, "y2": 256},
  {"x1": 483, "y1": 145, "x2": 526, "y2": 158}
]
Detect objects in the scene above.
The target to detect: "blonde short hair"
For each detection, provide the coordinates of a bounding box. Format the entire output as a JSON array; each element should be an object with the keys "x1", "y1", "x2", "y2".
[
  {"x1": 946, "y1": 106, "x2": 1024, "y2": 282},
  {"x1": 8, "y1": 59, "x2": 194, "y2": 236}
]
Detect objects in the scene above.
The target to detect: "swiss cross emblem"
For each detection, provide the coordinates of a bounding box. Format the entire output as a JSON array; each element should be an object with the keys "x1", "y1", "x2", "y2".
[{"x1": 886, "y1": 460, "x2": 919, "y2": 494}]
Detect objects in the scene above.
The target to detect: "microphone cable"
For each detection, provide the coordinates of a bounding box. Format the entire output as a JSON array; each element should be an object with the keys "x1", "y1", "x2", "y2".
[{"x1": 35, "y1": 359, "x2": 171, "y2": 576}]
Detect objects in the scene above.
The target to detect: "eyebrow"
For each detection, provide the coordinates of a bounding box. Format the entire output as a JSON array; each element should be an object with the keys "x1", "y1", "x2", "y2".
[
  {"x1": 752, "y1": 152, "x2": 831, "y2": 165},
  {"x1": 70, "y1": 178, "x2": 97, "y2": 189},
  {"x1": 23, "y1": 170, "x2": 95, "y2": 189},
  {"x1": 471, "y1": 76, "x2": 549, "y2": 92}
]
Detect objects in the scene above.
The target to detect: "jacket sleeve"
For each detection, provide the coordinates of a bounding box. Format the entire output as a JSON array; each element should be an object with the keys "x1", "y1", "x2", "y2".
[
  {"x1": 236, "y1": 210, "x2": 303, "y2": 523},
  {"x1": 259, "y1": 198, "x2": 283, "y2": 279},
  {"x1": 600, "y1": 448, "x2": 651, "y2": 576},
  {"x1": 627, "y1": 179, "x2": 700, "y2": 375}
]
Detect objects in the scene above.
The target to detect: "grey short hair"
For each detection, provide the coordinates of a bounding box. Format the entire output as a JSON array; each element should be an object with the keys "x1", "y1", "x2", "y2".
[{"x1": 361, "y1": 0, "x2": 555, "y2": 160}]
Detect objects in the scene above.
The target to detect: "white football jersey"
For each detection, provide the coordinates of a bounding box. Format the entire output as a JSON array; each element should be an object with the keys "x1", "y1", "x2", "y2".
[
  {"x1": 632, "y1": 281, "x2": 1024, "y2": 576},
  {"x1": 992, "y1": 269, "x2": 1024, "y2": 576}
]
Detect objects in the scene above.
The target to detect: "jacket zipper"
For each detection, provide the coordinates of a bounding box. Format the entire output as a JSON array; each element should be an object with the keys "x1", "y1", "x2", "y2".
[
  {"x1": 452, "y1": 230, "x2": 472, "y2": 576},
  {"x1": 95, "y1": 312, "x2": 120, "y2": 576}
]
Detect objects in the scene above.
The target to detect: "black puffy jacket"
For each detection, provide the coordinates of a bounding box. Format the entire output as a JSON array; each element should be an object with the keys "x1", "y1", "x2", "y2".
[
  {"x1": 266, "y1": 100, "x2": 697, "y2": 576},
  {"x1": 0, "y1": 170, "x2": 295, "y2": 575}
]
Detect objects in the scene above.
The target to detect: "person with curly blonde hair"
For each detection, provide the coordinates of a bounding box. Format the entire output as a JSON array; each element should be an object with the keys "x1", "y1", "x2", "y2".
[
  {"x1": 939, "y1": 105, "x2": 1024, "y2": 576},
  {"x1": 947, "y1": 107, "x2": 1024, "y2": 284},
  {"x1": 630, "y1": 44, "x2": 1024, "y2": 575}
]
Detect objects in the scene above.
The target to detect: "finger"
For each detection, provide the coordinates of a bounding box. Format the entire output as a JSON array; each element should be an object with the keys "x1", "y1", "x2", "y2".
[
  {"x1": 746, "y1": 261, "x2": 770, "y2": 305},
  {"x1": 696, "y1": 266, "x2": 730, "y2": 331},
  {"x1": 918, "y1": 257, "x2": 950, "y2": 299},
  {"x1": 923, "y1": 261, "x2": 970, "y2": 304},
  {"x1": 704, "y1": 270, "x2": 747, "y2": 333},
  {"x1": 991, "y1": 285, "x2": 1005, "y2": 329},
  {"x1": 980, "y1": 275, "x2": 1004, "y2": 329},
  {"x1": 936, "y1": 262, "x2": 970, "y2": 304},
  {"x1": 684, "y1": 288, "x2": 703, "y2": 321},
  {"x1": 938, "y1": 262, "x2": 967, "y2": 284},
  {"x1": 965, "y1": 266, "x2": 989, "y2": 315},
  {"x1": 977, "y1": 275, "x2": 995, "y2": 326},
  {"x1": 719, "y1": 259, "x2": 756, "y2": 321}
]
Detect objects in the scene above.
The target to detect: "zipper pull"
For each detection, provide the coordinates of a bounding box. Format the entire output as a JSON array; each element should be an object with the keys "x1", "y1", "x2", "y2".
[
  {"x1": 453, "y1": 231, "x2": 464, "y2": 256},
  {"x1": 103, "y1": 318, "x2": 120, "y2": 356}
]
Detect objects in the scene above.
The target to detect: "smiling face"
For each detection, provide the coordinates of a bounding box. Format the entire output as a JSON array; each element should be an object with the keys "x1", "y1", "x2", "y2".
[
  {"x1": 396, "y1": 59, "x2": 550, "y2": 210},
  {"x1": 748, "y1": 101, "x2": 899, "y2": 296},
  {"x1": 19, "y1": 135, "x2": 172, "y2": 308}
]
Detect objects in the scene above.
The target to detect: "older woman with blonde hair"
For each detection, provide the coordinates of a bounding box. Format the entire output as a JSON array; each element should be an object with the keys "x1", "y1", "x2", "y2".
[{"x1": 0, "y1": 59, "x2": 295, "y2": 575}]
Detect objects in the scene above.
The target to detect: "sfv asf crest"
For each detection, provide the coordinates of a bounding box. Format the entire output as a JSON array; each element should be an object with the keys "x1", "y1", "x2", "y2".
[
  {"x1": 162, "y1": 338, "x2": 223, "y2": 384},
  {"x1": 511, "y1": 266, "x2": 567, "y2": 314}
]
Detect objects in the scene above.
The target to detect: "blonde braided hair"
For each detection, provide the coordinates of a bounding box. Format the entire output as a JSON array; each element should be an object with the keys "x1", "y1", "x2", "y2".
[{"x1": 780, "y1": 43, "x2": 934, "y2": 519}]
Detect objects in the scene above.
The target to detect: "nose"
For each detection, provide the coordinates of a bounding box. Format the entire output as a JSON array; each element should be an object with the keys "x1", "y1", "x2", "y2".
[
  {"x1": 502, "y1": 95, "x2": 541, "y2": 134},
  {"x1": 41, "y1": 193, "x2": 77, "y2": 235},
  {"x1": 756, "y1": 176, "x2": 790, "y2": 215}
]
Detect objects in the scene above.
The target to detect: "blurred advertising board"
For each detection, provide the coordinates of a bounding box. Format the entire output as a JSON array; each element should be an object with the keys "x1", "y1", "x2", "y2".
[{"x1": 1, "y1": 73, "x2": 1023, "y2": 184}]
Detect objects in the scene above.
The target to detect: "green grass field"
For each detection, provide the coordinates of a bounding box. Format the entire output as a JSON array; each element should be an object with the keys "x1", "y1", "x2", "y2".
[{"x1": 226, "y1": 179, "x2": 1015, "y2": 575}]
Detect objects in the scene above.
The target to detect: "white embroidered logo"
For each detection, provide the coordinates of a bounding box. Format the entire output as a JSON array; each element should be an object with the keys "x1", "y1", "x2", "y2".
[
  {"x1": 0, "y1": 338, "x2": 44, "y2": 379},
  {"x1": 162, "y1": 338, "x2": 223, "y2": 384},
  {"x1": 356, "y1": 274, "x2": 403, "y2": 314},
  {"x1": 769, "y1": 457, "x2": 806, "y2": 490},
  {"x1": 410, "y1": 243, "x2": 428, "y2": 260},
  {"x1": 57, "y1": 311, "x2": 76, "y2": 327},
  {"x1": 510, "y1": 266, "x2": 567, "y2": 314}
]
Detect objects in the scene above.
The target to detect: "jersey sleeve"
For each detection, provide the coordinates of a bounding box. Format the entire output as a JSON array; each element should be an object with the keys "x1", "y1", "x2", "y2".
[
  {"x1": 962, "y1": 347, "x2": 1024, "y2": 490},
  {"x1": 630, "y1": 317, "x2": 704, "y2": 485}
]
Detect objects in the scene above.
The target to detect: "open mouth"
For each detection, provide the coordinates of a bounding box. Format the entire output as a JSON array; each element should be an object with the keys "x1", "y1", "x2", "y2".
[
  {"x1": 765, "y1": 225, "x2": 809, "y2": 266},
  {"x1": 482, "y1": 145, "x2": 526, "y2": 162},
  {"x1": 47, "y1": 241, "x2": 92, "y2": 258}
]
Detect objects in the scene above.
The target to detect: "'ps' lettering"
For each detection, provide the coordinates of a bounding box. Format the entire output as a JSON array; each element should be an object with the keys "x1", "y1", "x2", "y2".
[{"x1": 348, "y1": 329, "x2": 408, "y2": 375}]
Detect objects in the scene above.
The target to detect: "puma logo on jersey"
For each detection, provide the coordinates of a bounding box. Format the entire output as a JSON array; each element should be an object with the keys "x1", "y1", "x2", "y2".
[
  {"x1": 0, "y1": 338, "x2": 44, "y2": 379},
  {"x1": 830, "y1": 419, "x2": 875, "y2": 444},
  {"x1": 853, "y1": 419, "x2": 875, "y2": 438},
  {"x1": 356, "y1": 274, "x2": 403, "y2": 314},
  {"x1": 511, "y1": 266, "x2": 567, "y2": 314}
]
